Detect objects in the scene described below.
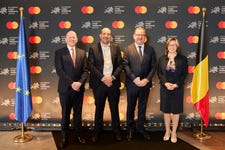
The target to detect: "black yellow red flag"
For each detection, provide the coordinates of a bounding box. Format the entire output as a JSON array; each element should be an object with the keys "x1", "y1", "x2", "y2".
[{"x1": 191, "y1": 8, "x2": 209, "y2": 127}]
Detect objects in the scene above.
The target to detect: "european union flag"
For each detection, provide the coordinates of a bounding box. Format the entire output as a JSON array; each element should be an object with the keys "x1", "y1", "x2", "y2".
[{"x1": 15, "y1": 16, "x2": 32, "y2": 124}]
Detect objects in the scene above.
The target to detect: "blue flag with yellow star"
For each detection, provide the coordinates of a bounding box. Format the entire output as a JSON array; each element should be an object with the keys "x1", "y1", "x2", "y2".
[{"x1": 15, "y1": 16, "x2": 32, "y2": 124}]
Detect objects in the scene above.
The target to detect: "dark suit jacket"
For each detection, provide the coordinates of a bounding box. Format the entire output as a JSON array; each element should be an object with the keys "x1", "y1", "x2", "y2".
[
  {"x1": 88, "y1": 42, "x2": 123, "y2": 89},
  {"x1": 55, "y1": 47, "x2": 88, "y2": 93},
  {"x1": 123, "y1": 43, "x2": 156, "y2": 88}
]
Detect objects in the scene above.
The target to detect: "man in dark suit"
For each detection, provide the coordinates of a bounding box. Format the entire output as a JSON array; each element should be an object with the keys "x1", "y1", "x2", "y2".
[
  {"x1": 88, "y1": 27, "x2": 123, "y2": 142},
  {"x1": 55, "y1": 30, "x2": 88, "y2": 148},
  {"x1": 123, "y1": 27, "x2": 156, "y2": 141}
]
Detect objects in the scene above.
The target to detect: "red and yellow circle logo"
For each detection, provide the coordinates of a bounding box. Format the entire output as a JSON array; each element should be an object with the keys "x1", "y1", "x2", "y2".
[
  {"x1": 8, "y1": 82, "x2": 16, "y2": 90},
  {"x1": 32, "y1": 96, "x2": 43, "y2": 104},
  {"x1": 29, "y1": 36, "x2": 41, "y2": 44},
  {"x1": 7, "y1": 51, "x2": 17, "y2": 59},
  {"x1": 59, "y1": 21, "x2": 71, "y2": 29},
  {"x1": 187, "y1": 36, "x2": 199, "y2": 44},
  {"x1": 165, "y1": 21, "x2": 178, "y2": 29},
  {"x1": 135, "y1": 6, "x2": 147, "y2": 14},
  {"x1": 28, "y1": 6, "x2": 41, "y2": 15},
  {"x1": 216, "y1": 82, "x2": 225, "y2": 89},
  {"x1": 81, "y1": 36, "x2": 94, "y2": 44},
  {"x1": 188, "y1": 6, "x2": 200, "y2": 14},
  {"x1": 217, "y1": 51, "x2": 225, "y2": 59},
  {"x1": 188, "y1": 66, "x2": 195, "y2": 73},
  {"x1": 9, "y1": 113, "x2": 15, "y2": 121},
  {"x1": 6, "y1": 21, "x2": 18, "y2": 29},
  {"x1": 81, "y1": 6, "x2": 94, "y2": 14},
  {"x1": 112, "y1": 21, "x2": 125, "y2": 29},
  {"x1": 218, "y1": 21, "x2": 225, "y2": 29},
  {"x1": 30, "y1": 66, "x2": 42, "y2": 74},
  {"x1": 215, "y1": 112, "x2": 225, "y2": 120}
]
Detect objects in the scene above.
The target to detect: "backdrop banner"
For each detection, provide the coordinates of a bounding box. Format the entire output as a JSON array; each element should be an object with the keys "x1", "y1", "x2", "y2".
[{"x1": 0, "y1": 0, "x2": 225, "y2": 130}]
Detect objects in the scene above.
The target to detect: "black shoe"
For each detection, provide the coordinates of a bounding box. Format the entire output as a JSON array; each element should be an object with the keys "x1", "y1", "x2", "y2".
[
  {"x1": 115, "y1": 133, "x2": 122, "y2": 141},
  {"x1": 75, "y1": 136, "x2": 86, "y2": 144},
  {"x1": 140, "y1": 132, "x2": 150, "y2": 141},
  {"x1": 126, "y1": 132, "x2": 133, "y2": 142},
  {"x1": 59, "y1": 138, "x2": 68, "y2": 149},
  {"x1": 92, "y1": 133, "x2": 100, "y2": 143}
]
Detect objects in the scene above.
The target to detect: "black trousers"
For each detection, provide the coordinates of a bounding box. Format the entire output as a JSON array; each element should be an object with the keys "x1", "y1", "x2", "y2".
[
  {"x1": 93, "y1": 83, "x2": 121, "y2": 134},
  {"x1": 59, "y1": 88, "x2": 84, "y2": 140},
  {"x1": 126, "y1": 84, "x2": 150, "y2": 133}
]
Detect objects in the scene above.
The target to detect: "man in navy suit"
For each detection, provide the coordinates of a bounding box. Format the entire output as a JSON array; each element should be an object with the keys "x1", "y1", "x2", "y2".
[
  {"x1": 88, "y1": 27, "x2": 123, "y2": 142},
  {"x1": 55, "y1": 30, "x2": 88, "y2": 148},
  {"x1": 123, "y1": 27, "x2": 156, "y2": 141}
]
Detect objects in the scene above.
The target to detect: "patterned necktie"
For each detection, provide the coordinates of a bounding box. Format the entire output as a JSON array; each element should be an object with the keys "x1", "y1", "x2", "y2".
[
  {"x1": 71, "y1": 48, "x2": 76, "y2": 66},
  {"x1": 138, "y1": 46, "x2": 143, "y2": 61}
]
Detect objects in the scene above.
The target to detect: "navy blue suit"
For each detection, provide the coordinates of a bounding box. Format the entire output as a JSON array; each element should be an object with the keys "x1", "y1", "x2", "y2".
[
  {"x1": 55, "y1": 47, "x2": 88, "y2": 140},
  {"x1": 123, "y1": 43, "x2": 156, "y2": 132}
]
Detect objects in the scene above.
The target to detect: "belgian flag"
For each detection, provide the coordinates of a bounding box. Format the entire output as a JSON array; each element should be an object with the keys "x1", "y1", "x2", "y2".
[{"x1": 191, "y1": 8, "x2": 209, "y2": 127}]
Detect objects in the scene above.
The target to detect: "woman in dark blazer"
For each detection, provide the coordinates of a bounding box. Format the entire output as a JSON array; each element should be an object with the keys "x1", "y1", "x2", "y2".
[{"x1": 157, "y1": 37, "x2": 188, "y2": 143}]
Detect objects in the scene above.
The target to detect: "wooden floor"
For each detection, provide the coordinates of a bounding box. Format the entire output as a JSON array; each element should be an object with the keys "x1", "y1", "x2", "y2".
[
  {"x1": 177, "y1": 131, "x2": 225, "y2": 150},
  {"x1": 0, "y1": 130, "x2": 224, "y2": 150}
]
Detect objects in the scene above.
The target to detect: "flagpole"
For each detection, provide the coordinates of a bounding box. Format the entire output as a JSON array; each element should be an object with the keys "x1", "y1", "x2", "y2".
[
  {"x1": 13, "y1": 7, "x2": 32, "y2": 143},
  {"x1": 192, "y1": 8, "x2": 211, "y2": 141}
]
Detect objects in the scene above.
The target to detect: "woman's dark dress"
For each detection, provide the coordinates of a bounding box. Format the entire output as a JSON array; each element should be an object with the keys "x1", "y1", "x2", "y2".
[{"x1": 157, "y1": 54, "x2": 188, "y2": 114}]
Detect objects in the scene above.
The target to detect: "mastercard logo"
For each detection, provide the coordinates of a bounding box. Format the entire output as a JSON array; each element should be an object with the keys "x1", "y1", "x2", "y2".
[
  {"x1": 188, "y1": 6, "x2": 200, "y2": 14},
  {"x1": 218, "y1": 21, "x2": 225, "y2": 29},
  {"x1": 120, "y1": 82, "x2": 125, "y2": 90},
  {"x1": 32, "y1": 96, "x2": 43, "y2": 104},
  {"x1": 9, "y1": 113, "x2": 15, "y2": 121},
  {"x1": 187, "y1": 36, "x2": 199, "y2": 44},
  {"x1": 112, "y1": 21, "x2": 125, "y2": 29},
  {"x1": 81, "y1": 6, "x2": 94, "y2": 14},
  {"x1": 30, "y1": 66, "x2": 42, "y2": 74},
  {"x1": 216, "y1": 82, "x2": 225, "y2": 89},
  {"x1": 165, "y1": 21, "x2": 178, "y2": 29},
  {"x1": 119, "y1": 113, "x2": 124, "y2": 120},
  {"x1": 81, "y1": 35, "x2": 94, "y2": 44},
  {"x1": 185, "y1": 96, "x2": 192, "y2": 104},
  {"x1": 6, "y1": 21, "x2": 18, "y2": 29},
  {"x1": 59, "y1": 21, "x2": 71, "y2": 29},
  {"x1": 188, "y1": 66, "x2": 195, "y2": 73},
  {"x1": 217, "y1": 51, "x2": 225, "y2": 59},
  {"x1": 8, "y1": 82, "x2": 16, "y2": 90},
  {"x1": 7, "y1": 51, "x2": 17, "y2": 59},
  {"x1": 135, "y1": 6, "x2": 147, "y2": 14},
  {"x1": 87, "y1": 96, "x2": 94, "y2": 104},
  {"x1": 215, "y1": 112, "x2": 225, "y2": 120},
  {"x1": 28, "y1": 6, "x2": 41, "y2": 15},
  {"x1": 29, "y1": 36, "x2": 41, "y2": 44}
]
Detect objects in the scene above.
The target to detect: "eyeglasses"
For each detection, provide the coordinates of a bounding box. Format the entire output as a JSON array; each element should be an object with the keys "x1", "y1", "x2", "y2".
[
  {"x1": 135, "y1": 34, "x2": 145, "y2": 37},
  {"x1": 168, "y1": 44, "x2": 177, "y2": 47}
]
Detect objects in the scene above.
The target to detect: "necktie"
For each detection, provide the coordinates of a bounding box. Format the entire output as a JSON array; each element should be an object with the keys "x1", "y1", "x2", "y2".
[
  {"x1": 71, "y1": 48, "x2": 76, "y2": 66},
  {"x1": 138, "y1": 46, "x2": 143, "y2": 61}
]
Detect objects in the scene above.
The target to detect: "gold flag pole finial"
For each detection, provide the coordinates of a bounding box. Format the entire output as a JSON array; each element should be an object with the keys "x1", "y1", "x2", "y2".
[
  {"x1": 202, "y1": 8, "x2": 206, "y2": 18},
  {"x1": 19, "y1": 7, "x2": 24, "y2": 19}
]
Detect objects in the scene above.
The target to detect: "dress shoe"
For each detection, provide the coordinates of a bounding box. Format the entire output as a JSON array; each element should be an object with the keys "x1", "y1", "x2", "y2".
[
  {"x1": 114, "y1": 133, "x2": 122, "y2": 141},
  {"x1": 59, "y1": 139, "x2": 68, "y2": 149},
  {"x1": 163, "y1": 132, "x2": 170, "y2": 141},
  {"x1": 91, "y1": 133, "x2": 100, "y2": 143},
  {"x1": 126, "y1": 132, "x2": 133, "y2": 142},
  {"x1": 75, "y1": 136, "x2": 86, "y2": 144},
  {"x1": 171, "y1": 134, "x2": 177, "y2": 143},
  {"x1": 140, "y1": 132, "x2": 150, "y2": 141}
]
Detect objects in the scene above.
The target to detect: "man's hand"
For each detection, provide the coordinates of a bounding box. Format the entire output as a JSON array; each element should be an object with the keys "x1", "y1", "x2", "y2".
[
  {"x1": 101, "y1": 76, "x2": 113, "y2": 87},
  {"x1": 71, "y1": 82, "x2": 82, "y2": 91}
]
